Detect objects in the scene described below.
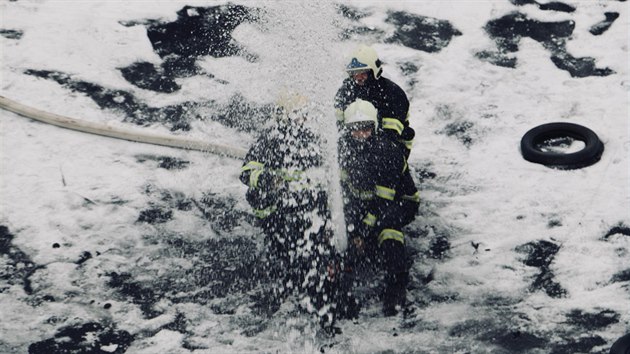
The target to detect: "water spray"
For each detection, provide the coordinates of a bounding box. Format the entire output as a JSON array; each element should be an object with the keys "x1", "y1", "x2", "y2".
[{"x1": 253, "y1": 1, "x2": 351, "y2": 252}]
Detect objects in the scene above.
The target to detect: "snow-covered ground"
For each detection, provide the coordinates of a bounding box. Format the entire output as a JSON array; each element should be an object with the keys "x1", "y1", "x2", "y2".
[{"x1": 1, "y1": 1, "x2": 628, "y2": 353}]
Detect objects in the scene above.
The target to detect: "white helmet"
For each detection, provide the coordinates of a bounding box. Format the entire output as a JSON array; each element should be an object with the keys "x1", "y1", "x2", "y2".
[
  {"x1": 344, "y1": 99, "x2": 378, "y2": 129},
  {"x1": 274, "y1": 90, "x2": 310, "y2": 121},
  {"x1": 345, "y1": 44, "x2": 383, "y2": 79}
]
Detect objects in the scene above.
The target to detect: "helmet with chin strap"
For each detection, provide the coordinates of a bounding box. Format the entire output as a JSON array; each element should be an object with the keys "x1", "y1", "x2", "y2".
[
  {"x1": 344, "y1": 99, "x2": 378, "y2": 130},
  {"x1": 346, "y1": 44, "x2": 383, "y2": 80}
]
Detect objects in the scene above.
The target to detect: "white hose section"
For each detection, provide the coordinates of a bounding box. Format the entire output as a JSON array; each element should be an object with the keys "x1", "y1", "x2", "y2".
[
  {"x1": 1, "y1": 95, "x2": 352, "y2": 254},
  {"x1": 0, "y1": 95, "x2": 247, "y2": 160}
]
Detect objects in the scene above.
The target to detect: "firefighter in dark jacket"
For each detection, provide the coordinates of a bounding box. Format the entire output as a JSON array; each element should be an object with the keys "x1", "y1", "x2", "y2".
[
  {"x1": 339, "y1": 99, "x2": 420, "y2": 316},
  {"x1": 335, "y1": 44, "x2": 415, "y2": 157},
  {"x1": 239, "y1": 92, "x2": 334, "y2": 320}
]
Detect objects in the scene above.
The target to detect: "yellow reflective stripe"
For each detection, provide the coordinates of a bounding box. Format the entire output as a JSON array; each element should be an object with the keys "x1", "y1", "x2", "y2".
[
  {"x1": 358, "y1": 191, "x2": 374, "y2": 200},
  {"x1": 403, "y1": 158, "x2": 408, "y2": 173},
  {"x1": 400, "y1": 138, "x2": 413, "y2": 150},
  {"x1": 241, "y1": 160, "x2": 264, "y2": 172},
  {"x1": 382, "y1": 118, "x2": 404, "y2": 135},
  {"x1": 345, "y1": 181, "x2": 374, "y2": 200},
  {"x1": 402, "y1": 191, "x2": 420, "y2": 203},
  {"x1": 243, "y1": 161, "x2": 266, "y2": 189},
  {"x1": 253, "y1": 205, "x2": 277, "y2": 219},
  {"x1": 350, "y1": 185, "x2": 374, "y2": 200},
  {"x1": 363, "y1": 213, "x2": 377, "y2": 227},
  {"x1": 375, "y1": 185, "x2": 396, "y2": 201},
  {"x1": 378, "y1": 229, "x2": 404, "y2": 245},
  {"x1": 249, "y1": 169, "x2": 264, "y2": 189},
  {"x1": 278, "y1": 169, "x2": 304, "y2": 182}
]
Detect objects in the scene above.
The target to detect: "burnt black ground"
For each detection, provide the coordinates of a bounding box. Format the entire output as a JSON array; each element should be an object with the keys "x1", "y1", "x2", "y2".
[
  {"x1": 2, "y1": 3, "x2": 626, "y2": 353},
  {"x1": 17, "y1": 4, "x2": 616, "y2": 138},
  {"x1": 479, "y1": 12, "x2": 615, "y2": 77}
]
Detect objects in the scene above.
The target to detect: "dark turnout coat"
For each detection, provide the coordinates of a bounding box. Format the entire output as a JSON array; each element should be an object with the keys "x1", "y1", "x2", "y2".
[
  {"x1": 335, "y1": 75, "x2": 415, "y2": 152},
  {"x1": 240, "y1": 119, "x2": 324, "y2": 222},
  {"x1": 338, "y1": 132, "x2": 419, "y2": 274}
]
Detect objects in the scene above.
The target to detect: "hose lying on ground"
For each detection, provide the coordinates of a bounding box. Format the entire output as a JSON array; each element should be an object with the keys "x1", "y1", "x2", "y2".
[{"x1": 0, "y1": 95, "x2": 247, "y2": 160}]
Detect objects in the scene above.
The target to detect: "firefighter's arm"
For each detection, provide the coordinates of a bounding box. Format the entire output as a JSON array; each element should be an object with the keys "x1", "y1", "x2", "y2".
[
  {"x1": 382, "y1": 84, "x2": 414, "y2": 151},
  {"x1": 240, "y1": 160, "x2": 285, "y2": 192},
  {"x1": 390, "y1": 82, "x2": 410, "y2": 124},
  {"x1": 240, "y1": 159, "x2": 287, "y2": 219}
]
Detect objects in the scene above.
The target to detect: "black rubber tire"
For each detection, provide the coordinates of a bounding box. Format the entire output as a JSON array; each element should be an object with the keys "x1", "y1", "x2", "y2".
[
  {"x1": 610, "y1": 333, "x2": 630, "y2": 354},
  {"x1": 520, "y1": 122, "x2": 604, "y2": 169}
]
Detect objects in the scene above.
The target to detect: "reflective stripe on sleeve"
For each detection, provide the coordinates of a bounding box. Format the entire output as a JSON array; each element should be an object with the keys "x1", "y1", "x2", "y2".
[
  {"x1": 280, "y1": 170, "x2": 304, "y2": 182},
  {"x1": 249, "y1": 169, "x2": 264, "y2": 189},
  {"x1": 375, "y1": 185, "x2": 396, "y2": 201},
  {"x1": 400, "y1": 138, "x2": 413, "y2": 150},
  {"x1": 345, "y1": 182, "x2": 374, "y2": 200},
  {"x1": 242, "y1": 161, "x2": 265, "y2": 188},
  {"x1": 378, "y1": 229, "x2": 404, "y2": 245},
  {"x1": 402, "y1": 191, "x2": 420, "y2": 203},
  {"x1": 363, "y1": 213, "x2": 377, "y2": 227},
  {"x1": 241, "y1": 160, "x2": 264, "y2": 172},
  {"x1": 351, "y1": 187, "x2": 374, "y2": 200},
  {"x1": 382, "y1": 118, "x2": 404, "y2": 135},
  {"x1": 253, "y1": 205, "x2": 277, "y2": 219}
]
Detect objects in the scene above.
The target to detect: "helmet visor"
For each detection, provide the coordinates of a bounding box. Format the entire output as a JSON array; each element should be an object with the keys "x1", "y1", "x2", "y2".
[
  {"x1": 347, "y1": 69, "x2": 371, "y2": 78},
  {"x1": 346, "y1": 121, "x2": 375, "y2": 131}
]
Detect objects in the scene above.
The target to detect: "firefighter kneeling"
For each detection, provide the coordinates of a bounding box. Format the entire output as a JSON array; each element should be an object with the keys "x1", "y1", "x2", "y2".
[{"x1": 339, "y1": 99, "x2": 420, "y2": 316}]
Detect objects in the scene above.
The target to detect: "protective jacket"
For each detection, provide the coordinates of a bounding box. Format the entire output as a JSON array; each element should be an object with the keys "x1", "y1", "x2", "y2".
[
  {"x1": 338, "y1": 133, "x2": 419, "y2": 273},
  {"x1": 240, "y1": 118, "x2": 333, "y2": 315},
  {"x1": 240, "y1": 119, "x2": 325, "y2": 222},
  {"x1": 335, "y1": 75, "x2": 415, "y2": 153}
]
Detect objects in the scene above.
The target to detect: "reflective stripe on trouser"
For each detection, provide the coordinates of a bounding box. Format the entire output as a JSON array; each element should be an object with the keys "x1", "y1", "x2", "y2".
[
  {"x1": 382, "y1": 118, "x2": 404, "y2": 135},
  {"x1": 375, "y1": 185, "x2": 396, "y2": 201},
  {"x1": 378, "y1": 228, "x2": 404, "y2": 245}
]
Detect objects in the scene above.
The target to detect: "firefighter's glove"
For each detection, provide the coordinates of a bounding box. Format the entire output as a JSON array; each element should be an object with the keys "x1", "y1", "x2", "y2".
[
  {"x1": 351, "y1": 236, "x2": 366, "y2": 256},
  {"x1": 348, "y1": 222, "x2": 372, "y2": 257}
]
